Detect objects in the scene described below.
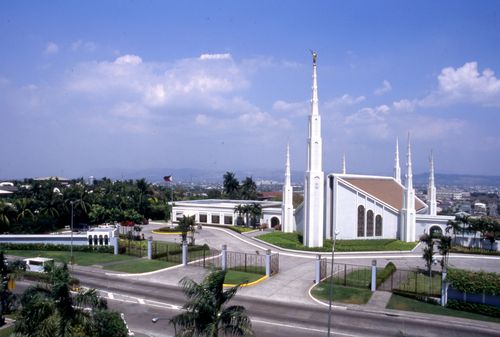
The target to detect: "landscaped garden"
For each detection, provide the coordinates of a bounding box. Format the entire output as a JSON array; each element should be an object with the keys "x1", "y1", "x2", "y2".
[{"x1": 257, "y1": 232, "x2": 417, "y2": 252}]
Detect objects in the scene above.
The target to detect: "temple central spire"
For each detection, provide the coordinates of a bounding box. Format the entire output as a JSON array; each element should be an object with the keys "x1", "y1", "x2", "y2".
[{"x1": 303, "y1": 50, "x2": 324, "y2": 247}]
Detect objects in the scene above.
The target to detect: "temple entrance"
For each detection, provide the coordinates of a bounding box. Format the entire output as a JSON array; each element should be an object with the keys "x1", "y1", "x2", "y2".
[
  {"x1": 429, "y1": 225, "x2": 443, "y2": 238},
  {"x1": 270, "y1": 217, "x2": 280, "y2": 228}
]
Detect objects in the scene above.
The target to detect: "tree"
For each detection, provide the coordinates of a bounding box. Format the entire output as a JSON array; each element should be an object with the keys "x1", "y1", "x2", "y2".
[
  {"x1": 420, "y1": 233, "x2": 435, "y2": 276},
  {"x1": 437, "y1": 235, "x2": 452, "y2": 270},
  {"x1": 15, "y1": 198, "x2": 34, "y2": 222},
  {"x1": 170, "y1": 269, "x2": 254, "y2": 337},
  {"x1": 248, "y1": 203, "x2": 262, "y2": 228},
  {"x1": 14, "y1": 263, "x2": 126, "y2": 337},
  {"x1": 240, "y1": 177, "x2": 258, "y2": 200},
  {"x1": 0, "y1": 251, "x2": 22, "y2": 326},
  {"x1": 0, "y1": 202, "x2": 15, "y2": 233},
  {"x1": 92, "y1": 311, "x2": 128, "y2": 337},
  {"x1": 223, "y1": 172, "x2": 240, "y2": 199},
  {"x1": 178, "y1": 215, "x2": 196, "y2": 244}
]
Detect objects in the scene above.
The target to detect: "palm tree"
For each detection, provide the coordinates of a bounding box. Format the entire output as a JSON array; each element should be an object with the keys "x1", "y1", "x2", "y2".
[
  {"x1": 15, "y1": 198, "x2": 35, "y2": 222},
  {"x1": 234, "y1": 205, "x2": 246, "y2": 226},
  {"x1": 437, "y1": 235, "x2": 452, "y2": 270},
  {"x1": 240, "y1": 177, "x2": 258, "y2": 200},
  {"x1": 14, "y1": 263, "x2": 124, "y2": 337},
  {"x1": 170, "y1": 269, "x2": 254, "y2": 337},
  {"x1": 248, "y1": 203, "x2": 262, "y2": 228},
  {"x1": 223, "y1": 172, "x2": 240, "y2": 199},
  {"x1": 0, "y1": 202, "x2": 15, "y2": 232}
]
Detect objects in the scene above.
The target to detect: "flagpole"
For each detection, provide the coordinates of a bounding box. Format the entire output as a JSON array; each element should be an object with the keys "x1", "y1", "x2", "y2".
[{"x1": 170, "y1": 182, "x2": 173, "y2": 224}]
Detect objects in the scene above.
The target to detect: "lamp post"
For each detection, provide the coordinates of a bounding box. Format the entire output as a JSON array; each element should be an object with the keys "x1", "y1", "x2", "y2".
[
  {"x1": 327, "y1": 230, "x2": 340, "y2": 337},
  {"x1": 70, "y1": 200, "x2": 74, "y2": 265}
]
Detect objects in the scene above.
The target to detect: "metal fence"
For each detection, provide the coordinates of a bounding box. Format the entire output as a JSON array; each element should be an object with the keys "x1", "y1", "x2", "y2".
[
  {"x1": 389, "y1": 269, "x2": 442, "y2": 297},
  {"x1": 330, "y1": 263, "x2": 372, "y2": 289},
  {"x1": 119, "y1": 239, "x2": 147, "y2": 258},
  {"x1": 270, "y1": 253, "x2": 279, "y2": 276}
]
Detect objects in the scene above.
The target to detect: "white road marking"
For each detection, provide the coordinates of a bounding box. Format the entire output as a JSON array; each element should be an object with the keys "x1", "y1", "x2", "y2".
[
  {"x1": 108, "y1": 292, "x2": 114, "y2": 300},
  {"x1": 138, "y1": 298, "x2": 145, "y2": 304},
  {"x1": 252, "y1": 319, "x2": 357, "y2": 337}
]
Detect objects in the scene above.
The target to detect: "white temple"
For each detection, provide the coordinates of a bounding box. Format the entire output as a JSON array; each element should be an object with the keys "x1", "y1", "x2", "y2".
[{"x1": 290, "y1": 52, "x2": 453, "y2": 247}]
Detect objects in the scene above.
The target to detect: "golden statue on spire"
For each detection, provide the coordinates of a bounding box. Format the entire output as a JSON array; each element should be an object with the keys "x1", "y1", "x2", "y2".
[{"x1": 311, "y1": 50, "x2": 317, "y2": 65}]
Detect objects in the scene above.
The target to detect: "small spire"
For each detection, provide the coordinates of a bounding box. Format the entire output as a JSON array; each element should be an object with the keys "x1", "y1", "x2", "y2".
[
  {"x1": 428, "y1": 150, "x2": 437, "y2": 216},
  {"x1": 285, "y1": 143, "x2": 291, "y2": 185},
  {"x1": 405, "y1": 133, "x2": 413, "y2": 190},
  {"x1": 311, "y1": 50, "x2": 319, "y2": 116},
  {"x1": 394, "y1": 137, "x2": 401, "y2": 183},
  {"x1": 342, "y1": 153, "x2": 346, "y2": 174},
  {"x1": 429, "y1": 150, "x2": 435, "y2": 184}
]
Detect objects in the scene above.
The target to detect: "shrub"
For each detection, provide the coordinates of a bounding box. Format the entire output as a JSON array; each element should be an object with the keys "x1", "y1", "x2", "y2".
[
  {"x1": 447, "y1": 299, "x2": 500, "y2": 318},
  {"x1": 447, "y1": 268, "x2": 500, "y2": 295},
  {"x1": 375, "y1": 262, "x2": 397, "y2": 287},
  {"x1": 392, "y1": 290, "x2": 439, "y2": 304},
  {"x1": 156, "y1": 226, "x2": 183, "y2": 233}
]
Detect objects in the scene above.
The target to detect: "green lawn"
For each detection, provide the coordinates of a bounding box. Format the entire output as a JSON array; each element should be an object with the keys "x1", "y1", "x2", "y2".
[
  {"x1": 224, "y1": 270, "x2": 265, "y2": 285},
  {"x1": 257, "y1": 232, "x2": 417, "y2": 252},
  {"x1": 5, "y1": 250, "x2": 134, "y2": 266},
  {"x1": 311, "y1": 282, "x2": 373, "y2": 304},
  {"x1": 6, "y1": 249, "x2": 179, "y2": 274},
  {"x1": 202, "y1": 225, "x2": 255, "y2": 233},
  {"x1": 333, "y1": 268, "x2": 373, "y2": 288},
  {"x1": 387, "y1": 294, "x2": 500, "y2": 324}
]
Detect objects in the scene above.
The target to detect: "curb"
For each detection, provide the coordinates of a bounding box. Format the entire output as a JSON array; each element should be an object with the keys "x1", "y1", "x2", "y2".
[{"x1": 224, "y1": 275, "x2": 269, "y2": 288}]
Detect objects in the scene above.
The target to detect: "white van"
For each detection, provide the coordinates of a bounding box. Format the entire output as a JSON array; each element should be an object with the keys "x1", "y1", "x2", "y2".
[{"x1": 23, "y1": 257, "x2": 54, "y2": 273}]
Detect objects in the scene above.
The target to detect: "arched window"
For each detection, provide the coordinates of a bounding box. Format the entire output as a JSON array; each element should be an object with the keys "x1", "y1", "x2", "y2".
[
  {"x1": 99, "y1": 235, "x2": 103, "y2": 245},
  {"x1": 104, "y1": 235, "x2": 109, "y2": 245},
  {"x1": 375, "y1": 215, "x2": 383, "y2": 236},
  {"x1": 88, "y1": 236, "x2": 93, "y2": 245},
  {"x1": 94, "y1": 235, "x2": 98, "y2": 245},
  {"x1": 366, "y1": 210, "x2": 374, "y2": 237},
  {"x1": 357, "y1": 205, "x2": 365, "y2": 237}
]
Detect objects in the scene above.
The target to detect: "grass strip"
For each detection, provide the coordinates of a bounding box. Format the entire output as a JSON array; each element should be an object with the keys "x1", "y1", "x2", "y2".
[
  {"x1": 258, "y1": 232, "x2": 417, "y2": 252},
  {"x1": 5, "y1": 250, "x2": 135, "y2": 266},
  {"x1": 224, "y1": 270, "x2": 264, "y2": 285},
  {"x1": 104, "y1": 259, "x2": 177, "y2": 273},
  {"x1": 387, "y1": 294, "x2": 500, "y2": 324}
]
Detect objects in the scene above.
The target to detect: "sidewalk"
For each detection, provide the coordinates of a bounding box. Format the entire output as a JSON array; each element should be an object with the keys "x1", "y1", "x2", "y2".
[{"x1": 366, "y1": 290, "x2": 393, "y2": 309}]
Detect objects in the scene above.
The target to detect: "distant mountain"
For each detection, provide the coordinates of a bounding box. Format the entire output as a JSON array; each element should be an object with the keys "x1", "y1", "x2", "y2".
[
  {"x1": 81, "y1": 168, "x2": 500, "y2": 187},
  {"x1": 413, "y1": 173, "x2": 500, "y2": 186}
]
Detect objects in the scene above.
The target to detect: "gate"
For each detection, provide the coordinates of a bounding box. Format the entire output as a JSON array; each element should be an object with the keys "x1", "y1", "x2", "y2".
[{"x1": 270, "y1": 253, "x2": 279, "y2": 275}]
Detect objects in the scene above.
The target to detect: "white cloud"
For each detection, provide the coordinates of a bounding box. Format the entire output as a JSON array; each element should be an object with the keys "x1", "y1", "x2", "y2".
[
  {"x1": 199, "y1": 53, "x2": 232, "y2": 60},
  {"x1": 392, "y1": 99, "x2": 416, "y2": 112},
  {"x1": 43, "y1": 42, "x2": 59, "y2": 55},
  {"x1": 114, "y1": 54, "x2": 143, "y2": 65},
  {"x1": 272, "y1": 100, "x2": 308, "y2": 116},
  {"x1": 421, "y1": 62, "x2": 500, "y2": 106},
  {"x1": 345, "y1": 105, "x2": 390, "y2": 125},
  {"x1": 110, "y1": 102, "x2": 150, "y2": 118},
  {"x1": 195, "y1": 114, "x2": 209, "y2": 125},
  {"x1": 374, "y1": 80, "x2": 392, "y2": 96},
  {"x1": 324, "y1": 94, "x2": 366, "y2": 108}
]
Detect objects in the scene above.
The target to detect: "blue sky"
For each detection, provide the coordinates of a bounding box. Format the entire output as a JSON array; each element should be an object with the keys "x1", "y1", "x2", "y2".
[{"x1": 1, "y1": 0, "x2": 500, "y2": 179}]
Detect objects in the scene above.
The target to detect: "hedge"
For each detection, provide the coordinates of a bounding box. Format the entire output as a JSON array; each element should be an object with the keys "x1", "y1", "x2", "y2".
[
  {"x1": 0, "y1": 243, "x2": 114, "y2": 254},
  {"x1": 392, "y1": 289, "x2": 439, "y2": 304},
  {"x1": 447, "y1": 268, "x2": 500, "y2": 295},
  {"x1": 447, "y1": 299, "x2": 500, "y2": 318},
  {"x1": 22, "y1": 270, "x2": 80, "y2": 289},
  {"x1": 152, "y1": 243, "x2": 210, "y2": 259},
  {"x1": 375, "y1": 262, "x2": 397, "y2": 287},
  {"x1": 156, "y1": 226, "x2": 185, "y2": 233}
]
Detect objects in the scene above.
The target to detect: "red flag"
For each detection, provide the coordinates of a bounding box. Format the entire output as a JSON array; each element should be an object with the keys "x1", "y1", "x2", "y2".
[{"x1": 163, "y1": 175, "x2": 173, "y2": 182}]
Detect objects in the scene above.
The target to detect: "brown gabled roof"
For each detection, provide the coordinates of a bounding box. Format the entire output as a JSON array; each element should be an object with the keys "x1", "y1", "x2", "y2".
[{"x1": 341, "y1": 176, "x2": 426, "y2": 211}]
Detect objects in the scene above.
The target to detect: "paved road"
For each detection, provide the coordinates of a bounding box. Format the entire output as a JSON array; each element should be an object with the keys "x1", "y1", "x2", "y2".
[{"x1": 69, "y1": 269, "x2": 500, "y2": 337}]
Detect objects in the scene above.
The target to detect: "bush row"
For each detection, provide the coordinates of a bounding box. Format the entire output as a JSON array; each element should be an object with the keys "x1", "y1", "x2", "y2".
[
  {"x1": 392, "y1": 290, "x2": 439, "y2": 305},
  {"x1": 0, "y1": 243, "x2": 114, "y2": 254},
  {"x1": 447, "y1": 299, "x2": 500, "y2": 318},
  {"x1": 376, "y1": 262, "x2": 397, "y2": 287},
  {"x1": 156, "y1": 226, "x2": 184, "y2": 233},
  {"x1": 22, "y1": 270, "x2": 80, "y2": 288},
  {"x1": 450, "y1": 246, "x2": 500, "y2": 256},
  {"x1": 447, "y1": 268, "x2": 500, "y2": 295},
  {"x1": 152, "y1": 243, "x2": 210, "y2": 259}
]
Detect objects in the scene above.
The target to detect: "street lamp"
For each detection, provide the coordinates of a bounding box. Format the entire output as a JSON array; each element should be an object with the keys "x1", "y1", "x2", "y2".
[
  {"x1": 69, "y1": 200, "x2": 74, "y2": 265},
  {"x1": 327, "y1": 230, "x2": 340, "y2": 337}
]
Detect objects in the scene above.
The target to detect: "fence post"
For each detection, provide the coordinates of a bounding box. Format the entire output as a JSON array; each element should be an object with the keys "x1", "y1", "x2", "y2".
[
  {"x1": 371, "y1": 260, "x2": 377, "y2": 292},
  {"x1": 111, "y1": 237, "x2": 118, "y2": 255},
  {"x1": 265, "y1": 249, "x2": 271, "y2": 277},
  {"x1": 344, "y1": 264, "x2": 347, "y2": 286},
  {"x1": 221, "y1": 245, "x2": 227, "y2": 271},
  {"x1": 441, "y1": 268, "x2": 448, "y2": 307},
  {"x1": 182, "y1": 241, "x2": 188, "y2": 266},
  {"x1": 147, "y1": 237, "x2": 153, "y2": 260},
  {"x1": 315, "y1": 255, "x2": 321, "y2": 284}
]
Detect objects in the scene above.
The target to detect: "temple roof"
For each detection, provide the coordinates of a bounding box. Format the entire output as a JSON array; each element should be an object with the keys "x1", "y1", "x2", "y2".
[{"x1": 340, "y1": 176, "x2": 426, "y2": 211}]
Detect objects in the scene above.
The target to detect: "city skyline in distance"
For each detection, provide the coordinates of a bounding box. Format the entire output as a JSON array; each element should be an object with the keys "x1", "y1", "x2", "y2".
[{"x1": 1, "y1": 1, "x2": 500, "y2": 179}]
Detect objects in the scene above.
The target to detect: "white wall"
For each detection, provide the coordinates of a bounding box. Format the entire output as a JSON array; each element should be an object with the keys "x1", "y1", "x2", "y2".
[{"x1": 331, "y1": 182, "x2": 399, "y2": 240}]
